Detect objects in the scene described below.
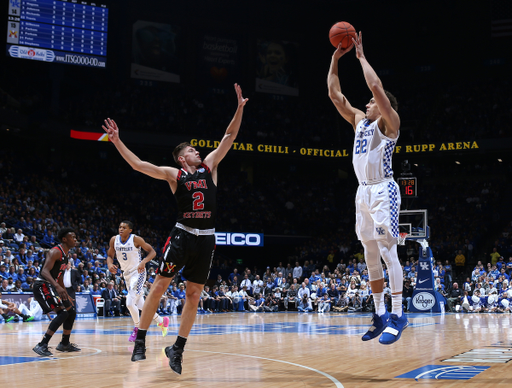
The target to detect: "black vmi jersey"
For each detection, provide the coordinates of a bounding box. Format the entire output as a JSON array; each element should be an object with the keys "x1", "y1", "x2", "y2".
[
  {"x1": 175, "y1": 163, "x2": 217, "y2": 229},
  {"x1": 40, "y1": 244, "x2": 69, "y2": 282}
]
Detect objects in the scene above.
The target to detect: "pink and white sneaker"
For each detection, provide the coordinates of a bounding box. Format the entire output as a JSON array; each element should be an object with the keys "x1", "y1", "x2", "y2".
[{"x1": 129, "y1": 327, "x2": 138, "y2": 342}]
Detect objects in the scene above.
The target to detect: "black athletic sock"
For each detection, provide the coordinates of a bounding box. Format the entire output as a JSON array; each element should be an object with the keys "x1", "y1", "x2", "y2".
[
  {"x1": 174, "y1": 335, "x2": 187, "y2": 351},
  {"x1": 61, "y1": 334, "x2": 70, "y2": 345},
  {"x1": 136, "y1": 329, "x2": 147, "y2": 341},
  {"x1": 2, "y1": 314, "x2": 9, "y2": 320},
  {"x1": 41, "y1": 333, "x2": 52, "y2": 345}
]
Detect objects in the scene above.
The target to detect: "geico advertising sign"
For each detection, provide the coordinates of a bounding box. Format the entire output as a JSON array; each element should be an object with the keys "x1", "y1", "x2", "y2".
[{"x1": 215, "y1": 232, "x2": 263, "y2": 246}]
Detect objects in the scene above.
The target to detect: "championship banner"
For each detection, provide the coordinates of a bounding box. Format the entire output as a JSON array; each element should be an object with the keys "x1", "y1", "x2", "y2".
[
  {"x1": 256, "y1": 39, "x2": 299, "y2": 96},
  {"x1": 131, "y1": 20, "x2": 180, "y2": 83},
  {"x1": 2, "y1": 293, "x2": 97, "y2": 316},
  {"x1": 199, "y1": 33, "x2": 240, "y2": 90}
]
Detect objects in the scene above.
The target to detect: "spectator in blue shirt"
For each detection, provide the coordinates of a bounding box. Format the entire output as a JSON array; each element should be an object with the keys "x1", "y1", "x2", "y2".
[
  {"x1": 6, "y1": 266, "x2": 17, "y2": 281},
  {"x1": 228, "y1": 268, "x2": 239, "y2": 285},
  {"x1": 40, "y1": 230, "x2": 56, "y2": 248},
  {"x1": 91, "y1": 283, "x2": 102, "y2": 296},
  {"x1": 177, "y1": 283, "x2": 186, "y2": 307},
  {"x1": 16, "y1": 267, "x2": 26, "y2": 283}
]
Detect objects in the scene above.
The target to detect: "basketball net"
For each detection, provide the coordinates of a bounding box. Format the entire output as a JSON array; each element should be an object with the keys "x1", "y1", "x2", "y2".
[{"x1": 398, "y1": 232, "x2": 408, "y2": 246}]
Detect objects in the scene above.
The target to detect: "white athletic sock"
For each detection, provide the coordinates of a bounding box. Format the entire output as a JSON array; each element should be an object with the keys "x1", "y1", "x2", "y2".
[
  {"x1": 154, "y1": 314, "x2": 163, "y2": 325},
  {"x1": 391, "y1": 294, "x2": 402, "y2": 317},
  {"x1": 373, "y1": 292, "x2": 386, "y2": 316}
]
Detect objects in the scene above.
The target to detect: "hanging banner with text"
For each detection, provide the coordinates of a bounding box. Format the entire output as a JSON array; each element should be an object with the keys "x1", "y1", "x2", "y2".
[
  {"x1": 256, "y1": 39, "x2": 299, "y2": 96},
  {"x1": 199, "y1": 33, "x2": 240, "y2": 91},
  {"x1": 131, "y1": 20, "x2": 181, "y2": 83}
]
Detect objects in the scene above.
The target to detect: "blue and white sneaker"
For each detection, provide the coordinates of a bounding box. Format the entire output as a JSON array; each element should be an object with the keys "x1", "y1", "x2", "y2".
[
  {"x1": 362, "y1": 311, "x2": 389, "y2": 341},
  {"x1": 379, "y1": 311, "x2": 408, "y2": 345}
]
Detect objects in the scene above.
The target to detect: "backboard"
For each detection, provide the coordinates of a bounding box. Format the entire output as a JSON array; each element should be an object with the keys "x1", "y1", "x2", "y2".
[{"x1": 399, "y1": 209, "x2": 429, "y2": 240}]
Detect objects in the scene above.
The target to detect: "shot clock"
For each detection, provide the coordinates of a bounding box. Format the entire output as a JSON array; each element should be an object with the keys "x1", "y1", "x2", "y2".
[{"x1": 397, "y1": 177, "x2": 418, "y2": 198}]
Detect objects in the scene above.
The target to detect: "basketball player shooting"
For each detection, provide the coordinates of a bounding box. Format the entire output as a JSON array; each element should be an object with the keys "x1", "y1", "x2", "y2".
[
  {"x1": 327, "y1": 32, "x2": 408, "y2": 344},
  {"x1": 102, "y1": 83, "x2": 248, "y2": 374},
  {"x1": 107, "y1": 220, "x2": 169, "y2": 341}
]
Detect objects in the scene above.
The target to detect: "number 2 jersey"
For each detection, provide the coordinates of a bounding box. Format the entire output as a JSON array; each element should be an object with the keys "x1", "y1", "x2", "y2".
[
  {"x1": 175, "y1": 163, "x2": 217, "y2": 230},
  {"x1": 352, "y1": 118, "x2": 399, "y2": 185}
]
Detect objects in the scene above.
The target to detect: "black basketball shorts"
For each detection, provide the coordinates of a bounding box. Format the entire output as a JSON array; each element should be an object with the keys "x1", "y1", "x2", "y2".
[
  {"x1": 33, "y1": 280, "x2": 73, "y2": 314},
  {"x1": 158, "y1": 227, "x2": 215, "y2": 285}
]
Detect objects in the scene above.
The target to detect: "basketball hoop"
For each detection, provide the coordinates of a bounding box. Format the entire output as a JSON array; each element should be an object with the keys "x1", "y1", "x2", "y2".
[{"x1": 398, "y1": 232, "x2": 408, "y2": 245}]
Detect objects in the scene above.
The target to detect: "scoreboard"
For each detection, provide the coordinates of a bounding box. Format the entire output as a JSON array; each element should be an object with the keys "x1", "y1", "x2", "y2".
[{"x1": 6, "y1": 0, "x2": 108, "y2": 67}]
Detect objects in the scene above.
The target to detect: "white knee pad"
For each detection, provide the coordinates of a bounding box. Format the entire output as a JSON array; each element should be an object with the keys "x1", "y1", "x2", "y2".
[
  {"x1": 377, "y1": 238, "x2": 403, "y2": 293},
  {"x1": 362, "y1": 240, "x2": 384, "y2": 281}
]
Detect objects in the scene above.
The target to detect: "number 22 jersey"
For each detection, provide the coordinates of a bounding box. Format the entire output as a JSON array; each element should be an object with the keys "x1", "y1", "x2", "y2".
[{"x1": 175, "y1": 163, "x2": 217, "y2": 229}]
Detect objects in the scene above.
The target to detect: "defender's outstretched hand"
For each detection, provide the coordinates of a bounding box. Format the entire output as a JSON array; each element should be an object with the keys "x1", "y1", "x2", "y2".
[
  {"x1": 102, "y1": 118, "x2": 120, "y2": 143},
  {"x1": 352, "y1": 31, "x2": 365, "y2": 60},
  {"x1": 333, "y1": 41, "x2": 354, "y2": 60},
  {"x1": 235, "y1": 83, "x2": 248, "y2": 107}
]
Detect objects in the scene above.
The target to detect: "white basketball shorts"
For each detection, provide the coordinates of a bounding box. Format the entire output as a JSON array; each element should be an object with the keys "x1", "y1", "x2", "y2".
[
  {"x1": 124, "y1": 270, "x2": 147, "y2": 299},
  {"x1": 355, "y1": 180, "x2": 401, "y2": 242}
]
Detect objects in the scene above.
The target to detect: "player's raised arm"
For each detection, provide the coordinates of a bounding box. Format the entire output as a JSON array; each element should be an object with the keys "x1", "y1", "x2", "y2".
[
  {"x1": 133, "y1": 236, "x2": 156, "y2": 273},
  {"x1": 203, "y1": 83, "x2": 248, "y2": 170},
  {"x1": 102, "y1": 118, "x2": 179, "y2": 183},
  {"x1": 327, "y1": 44, "x2": 365, "y2": 131},
  {"x1": 106, "y1": 236, "x2": 118, "y2": 274},
  {"x1": 353, "y1": 32, "x2": 400, "y2": 138}
]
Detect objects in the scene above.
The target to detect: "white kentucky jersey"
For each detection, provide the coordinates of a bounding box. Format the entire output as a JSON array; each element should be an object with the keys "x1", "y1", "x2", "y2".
[
  {"x1": 352, "y1": 119, "x2": 399, "y2": 185},
  {"x1": 114, "y1": 234, "x2": 142, "y2": 274}
]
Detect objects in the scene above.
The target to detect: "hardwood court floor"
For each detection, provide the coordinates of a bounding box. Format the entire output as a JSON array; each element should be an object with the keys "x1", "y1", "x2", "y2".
[{"x1": 1, "y1": 311, "x2": 511, "y2": 387}]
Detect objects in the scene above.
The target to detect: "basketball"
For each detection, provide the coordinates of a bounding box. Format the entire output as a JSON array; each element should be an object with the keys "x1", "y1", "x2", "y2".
[{"x1": 329, "y1": 21, "x2": 356, "y2": 49}]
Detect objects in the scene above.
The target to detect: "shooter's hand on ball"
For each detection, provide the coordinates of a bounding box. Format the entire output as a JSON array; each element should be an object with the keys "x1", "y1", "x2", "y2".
[{"x1": 333, "y1": 42, "x2": 354, "y2": 60}]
